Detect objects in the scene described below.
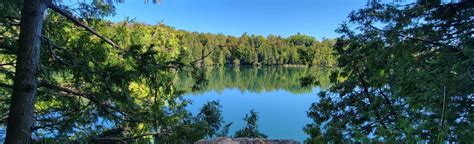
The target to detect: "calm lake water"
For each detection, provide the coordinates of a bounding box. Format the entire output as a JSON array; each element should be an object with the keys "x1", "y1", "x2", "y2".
[{"x1": 178, "y1": 66, "x2": 331, "y2": 142}]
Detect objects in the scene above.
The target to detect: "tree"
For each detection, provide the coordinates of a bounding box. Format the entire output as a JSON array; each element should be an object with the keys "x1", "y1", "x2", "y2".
[
  {"x1": 196, "y1": 101, "x2": 224, "y2": 138},
  {"x1": 305, "y1": 0, "x2": 473, "y2": 143},
  {"x1": 216, "y1": 122, "x2": 233, "y2": 137},
  {"x1": 155, "y1": 101, "x2": 227, "y2": 143},
  {"x1": 2, "y1": 0, "x2": 157, "y2": 142},
  {"x1": 5, "y1": 1, "x2": 48, "y2": 143},
  {"x1": 287, "y1": 33, "x2": 315, "y2": 47},
  {"x1": 234, "y1": 109, "x2": 267, "y2": 138}
]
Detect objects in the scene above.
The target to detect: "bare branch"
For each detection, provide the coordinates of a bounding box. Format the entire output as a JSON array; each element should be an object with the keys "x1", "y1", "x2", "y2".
[{"x1": 190, "y1": 46, "x2": 220, "y2": 64}]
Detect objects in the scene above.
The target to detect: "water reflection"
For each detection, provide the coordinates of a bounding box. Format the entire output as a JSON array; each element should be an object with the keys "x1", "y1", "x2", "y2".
[
  {"x1": 176, "y1": 66, "x2": 331, "y2": 94},
  {"x1": 180, "y1": 66, "x2": 332, "y2": 141}
]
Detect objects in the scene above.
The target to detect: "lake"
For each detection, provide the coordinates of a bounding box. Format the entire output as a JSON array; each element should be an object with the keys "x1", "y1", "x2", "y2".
[{"x1": 177, "y1": 66, "x2": 332, "y2": 142}]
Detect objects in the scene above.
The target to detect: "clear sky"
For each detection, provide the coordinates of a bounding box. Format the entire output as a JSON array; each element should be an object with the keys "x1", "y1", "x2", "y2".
[{"x1": 104, "y1": 0, "x2": 366, "y2": 39}]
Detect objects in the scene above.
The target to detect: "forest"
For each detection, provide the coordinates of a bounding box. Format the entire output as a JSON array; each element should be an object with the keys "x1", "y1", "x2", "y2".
[
  {"x1": 107, "y1": 21, "x2": 337, "y2": 67},
  {"x1": 0, "y1": 0, "x2": 473, "y2": 143}
]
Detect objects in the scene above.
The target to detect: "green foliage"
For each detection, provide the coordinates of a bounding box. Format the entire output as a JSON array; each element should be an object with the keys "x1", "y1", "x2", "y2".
[
  {"x1": 0, "y1": 1, "x2": 227, "y2": 143},
  {"x1": 155, "y1": 101, "x2": 227, "y2": 143},
  {"x1": 234, "y1": 109, "x2": 267, "y2": 138},
  {"x1": 196, "y1": 101, "x2": 225, "y2": 138},
  {"x1": 305, "y1": 0, "x2": 474, "y2": 143},
  {"x1": 175, "y1": 31, "x2": 336, "y2": 66},
  {"x1": 216, "y1": 122, "x2": 233, "y2": 137},
  {"x1": 288, "y1": 33, "x2": 316, "y2": 47}
]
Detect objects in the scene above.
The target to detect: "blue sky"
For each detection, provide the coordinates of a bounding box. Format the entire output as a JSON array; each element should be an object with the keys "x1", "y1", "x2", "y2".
[{"x1": 97, "y1": 0, "x2": 366, "y2": 39}]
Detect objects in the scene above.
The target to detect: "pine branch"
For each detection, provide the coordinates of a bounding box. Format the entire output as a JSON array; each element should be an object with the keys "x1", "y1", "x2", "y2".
[
  {"x1": 41, "y1": 35, "x2": 75, "y2": 66},
  {"x1": 45, "y1": 1, "x2": 121, "y2": 49},
  {"x1": 1, "y1": 111, "x2": 8, "y2": 122},
  {"x1": 31, "y1": 118, "x2": 70, "y2": 131},
  {"x1": 123, "y1": 132, "x2": 161, "y2": 140},
  {"x1": 90, "y1": 132, "x2": 161, "y2": 142},
  {"x1": 368, "y1": 24, "x2": 460, "y2": 52},
  {"x1": 38, "y1": 80, "x2": 137, "y2": 122}
]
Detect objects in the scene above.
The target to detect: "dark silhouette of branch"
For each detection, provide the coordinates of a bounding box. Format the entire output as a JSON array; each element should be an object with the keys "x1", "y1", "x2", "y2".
[
  {"x1": 39, "y1": 81, "x2": 90, "y2": 98},
  {"x1": 440, "y1": 85, "x2": 447, "y2": 128},
  {"x1": 90, "y1": 138, "x2": 126, "y2": 143},
  {"x1": 469, "y1": 64, "x2": 474, "y2": 81},
  {"x1": 0, "y1": 22, "x2": 20, "y2": 26},
  {"x1": 1, "y1": 111, "x2": 8, "y2": 122},
  {"x1": 90, "y1": 131, "x2": 161, "y2": 143},
  {"x1": 190, "y1": 44, "x2": 232, "y2": 65},
  {"x1": 190, "y1": 47, "x2": 219, "y2": 64},
  {"x1": 0, "y1": 16, "x2": 20, "y2": 26},
  {"x1": 309, "y1": 63, "x2": 337, "y2": 69},
  {"x1": 31, "y1": 118, "x2": 70, "y2": 131},
  {"x1": 0, "y1": 63, "x2": 15, "y2": 67},
  {"x1": 378, "y1": 88, "x2": 398, "y2": 120},
  {"x1": 0, "y1": 83, "x2": 13, "y2": 89},
  {"x1": 41, "y1": 35, "x2": 75, "y2": 66},
  {"x1": 356, "y1": 70, "x2": 388, "y2": 129},
  {"x1": 38, "y1": 81, "x2": 137, "y2": 122},
  {"x1": 124, "y1": 132, "x2": 161, "y2": 140},
  {"x1": 45, "y1": 1, "x2": 121, "y2": 49},
  {"x1": 368, "y1": 24, "x2": 460, "y2": 52}
]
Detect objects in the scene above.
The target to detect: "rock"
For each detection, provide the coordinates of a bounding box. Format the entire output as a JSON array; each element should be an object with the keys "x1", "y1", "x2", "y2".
[{"x1": 194, "y1": 137, "x2": 301, "y2": 144}]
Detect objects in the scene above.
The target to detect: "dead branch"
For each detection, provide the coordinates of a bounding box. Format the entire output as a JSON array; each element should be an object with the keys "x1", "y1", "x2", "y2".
[{"x1": 190, "y1": 46, "x2": 220, "y2": 64}]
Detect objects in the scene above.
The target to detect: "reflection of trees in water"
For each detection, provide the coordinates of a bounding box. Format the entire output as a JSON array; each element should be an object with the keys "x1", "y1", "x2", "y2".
[{"x1": 176, "y1": 66, "x2": 333, "y2": 94}]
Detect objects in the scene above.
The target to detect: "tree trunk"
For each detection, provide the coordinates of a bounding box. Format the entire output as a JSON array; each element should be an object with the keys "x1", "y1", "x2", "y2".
[{"x1": 5, "y1": 0, "x2": 47, "y2": 143}]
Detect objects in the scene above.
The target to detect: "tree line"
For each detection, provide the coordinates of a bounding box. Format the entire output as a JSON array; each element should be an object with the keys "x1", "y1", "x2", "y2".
[{"x1": 108, "y1": 21, "x2": 337, "y2": 67}]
